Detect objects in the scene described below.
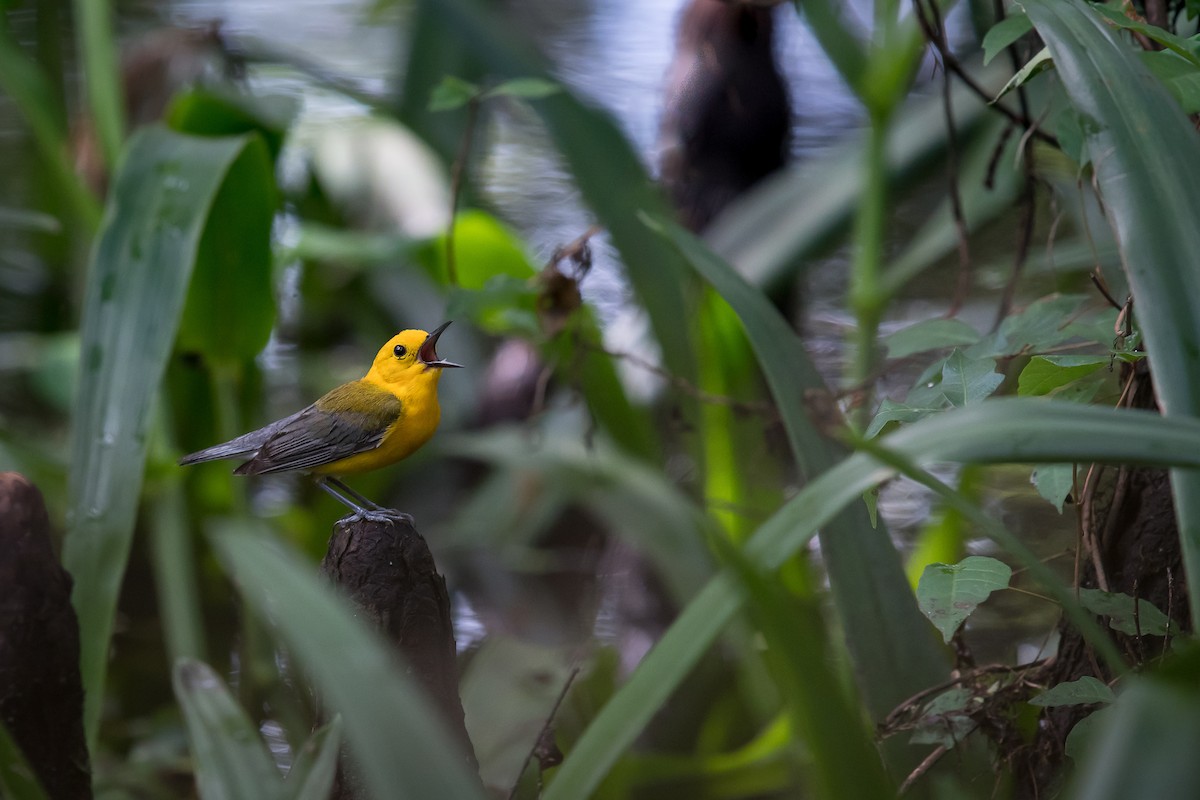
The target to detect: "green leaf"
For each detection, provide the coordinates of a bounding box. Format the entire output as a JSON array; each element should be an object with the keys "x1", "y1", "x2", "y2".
[
  {"x1": 1141, "y1": 51, "x2": 1200, "y2": 114},
  {"x1": 1064, "y1": 706, "x2": 1114, "y2": 762},
  {"x1": 1032, "y1": 463, "x2": 1074, "y2": 513},
  {"x1": 63, "y1": 126, "x2": 277, "y2": 750},
  {"x1": 167, "y1": 88, "x2": 299, "y2": 159},
  {"x1": 176, "y1": 135, "x2": 277, "y2": 362},
  {"x1": 0, "y1": 720, "x2": 49, "y2": 800},
  {"x1": 173, "y1": 659, "x2": 287, "y2": 800},
  {"x1": 642, "y1": 215, "x2": 948, "y2": 733},
  {"x1": 970, "y1": 294, "x2": 1088, "y2": 358},
  {"x1": 210, "y1": 525, "x2": 487, "y2": 800},
  {"x1": 288, "y1": 717, "x2": 343, "y2": 800},
  {"x1": 909, "y1": 687, "x2": 978, "y2": 748},
  {"x1": 415, "y1": 209, "x2": 537, "y2": 289},
  {"x1": 483, "y1": 77, "x2": 560, "y2": 100},
  {"x1": 1018, "y1": 355, "x2": 1108, "y2": 397},
  {"x1": 1078, "y1": 589, "x2": 1174, "y2": 637},
  {"x1": 994, "y1": 46, "x2": 1052, "y2": 101},
  {"x1": 940, "y1": 349, "x2": 1003, "y2": 407},
  {"x1": 1031, "y1": 676, "x2": 1116, "y2": 707},
  {"x1": 1067, "y1": 681, "x2": 1200, "y2": 799},
  {"x1": 884, "y1": 319, "x2": 981, "y2": 359},
  {"x1": 1090, "y1": 4, "x2": 1200, "y2": 66},
  {"x1": 1024, "y1": 0, "x2": 1200, "y2": 627},
  {"x1": 428, "y1": 75, "x2": 480, "y2": 111},
  {"x1": 917, "y1": 556, "x2": 1013, "y2": 643},
  {"x1": 983, "y1": 12, "x2": 1034, "y2": 65},
  {"x1": 864, "y1": 398, "x2": 944, "y2": 439}
]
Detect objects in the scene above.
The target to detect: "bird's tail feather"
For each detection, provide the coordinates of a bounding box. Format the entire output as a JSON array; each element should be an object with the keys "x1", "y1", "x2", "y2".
[{"x1": 179, "y1": 428, "x2": 272, "y2": 466}]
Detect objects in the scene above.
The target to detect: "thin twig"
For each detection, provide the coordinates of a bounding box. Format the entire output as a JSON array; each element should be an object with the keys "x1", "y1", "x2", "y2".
[
  {"x1": 899, "y1": 745, "x2": 949, "y2": 795},
  {"x1": 506, "y1": 667, "x2": 581, "y2": 800}
]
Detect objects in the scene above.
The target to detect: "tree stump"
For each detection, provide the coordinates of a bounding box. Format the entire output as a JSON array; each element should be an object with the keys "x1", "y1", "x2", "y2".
[
  {"x1": 320, "y1": 516, "x2": 478, "y2": 798},
  {"x1": 0, "y1": 472, "x2": 92, "y2": 799}
]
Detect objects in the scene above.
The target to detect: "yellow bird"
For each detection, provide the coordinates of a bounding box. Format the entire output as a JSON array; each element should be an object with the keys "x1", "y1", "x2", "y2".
[{"x1": 180, "y1": 322, "x2": 461, "y2": 522}]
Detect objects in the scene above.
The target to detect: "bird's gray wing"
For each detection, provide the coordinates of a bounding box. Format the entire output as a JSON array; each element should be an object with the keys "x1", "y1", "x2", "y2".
[
  {"x1": 178, "y1": 414, "x2": 297, "y2": 466},
  {"x1": 233, "y1": 383, "x2": 403, "y2": 476}
]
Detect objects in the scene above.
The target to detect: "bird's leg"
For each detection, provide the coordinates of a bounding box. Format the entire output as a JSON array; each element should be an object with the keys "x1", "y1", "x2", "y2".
[{"x1": 316, "y1": 476, "x2": 414, "y2": 524}]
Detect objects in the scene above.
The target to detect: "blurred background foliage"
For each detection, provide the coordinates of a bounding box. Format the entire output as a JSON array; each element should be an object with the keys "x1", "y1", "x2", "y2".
[{"x1": 4, "y1": 0, "x2": 1200, "y2": 798}]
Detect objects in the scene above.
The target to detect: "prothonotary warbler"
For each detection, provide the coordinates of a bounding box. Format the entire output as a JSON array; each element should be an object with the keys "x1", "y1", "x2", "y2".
[{"x1": 180, "y1": 322, "x2": 462, "y2": 522}]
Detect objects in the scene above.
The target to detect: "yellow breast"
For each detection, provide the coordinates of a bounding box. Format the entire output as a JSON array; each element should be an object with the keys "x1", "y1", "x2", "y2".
[{"x1": 313, "y1": 370, "x2": 443, "y2": 475}]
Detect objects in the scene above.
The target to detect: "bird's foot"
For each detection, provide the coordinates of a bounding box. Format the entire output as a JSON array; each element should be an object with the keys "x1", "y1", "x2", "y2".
[{"x1": 341, "y1": 507, "x2": 415, "y2": 526}]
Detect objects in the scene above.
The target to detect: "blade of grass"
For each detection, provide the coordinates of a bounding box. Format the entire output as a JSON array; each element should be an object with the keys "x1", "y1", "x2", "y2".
[
  {"x1": 545, "y1": 399, "x2": 1200, "y2": 799},
  {"x1": 642, "y1": 212, "x2": 949, "y2": 726},
  {"x1": 63, "y1": 126, "x2": 274, "y2": 751},
  {"x1": 1023, "y1": 0, "x2": 1200, "y2": 625},
  {"x1": 173, "y1": 659, "x2": 287, "y2": 800},
  {"x1": 288, "y1": 717, "x2": 343, "y2": 800},
  {"x1": 209, "y1": 523, "x2": 486, "y2": 800}
]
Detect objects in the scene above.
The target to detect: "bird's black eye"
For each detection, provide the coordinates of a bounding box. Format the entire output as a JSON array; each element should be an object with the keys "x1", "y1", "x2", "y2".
[{"x1": 393, "y1": 344, "x2": 407, "y2": 359}]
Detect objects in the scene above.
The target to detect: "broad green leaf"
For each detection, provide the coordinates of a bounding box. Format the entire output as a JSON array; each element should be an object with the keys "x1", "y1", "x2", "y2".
[
  {"x1": 909, "y1": 687, "x2": 978, "y2": 748},
  {"x1": 1068, "y1": 681, "x2": 1200, "y2": 800},
  {"x1": 288, "y1": 718, "x2": 343, "y2": 800},
  {"x1": 1032, "y1": 463, "x2": 1074, "y2": 513},
  {"x1": 1078, "y1": 589, "x2": 1174, "y2": 637},
  {"x1": 0, "y1": 720, "x2": 49, "y2": 800},
  {"x1": 546, "y1": 398, "x2": 1200, "y2": 800},
  {"x1": 173, "y1": 659, "x2": 286, "y2": 800},
  {"x1": 983, "y1": 12, "x2": 1033, "y2": 65},
  {"x1": 884, "y1": 319, "x2": 981, "y2": 359},
  {"x1": 64, "y1": 127, "x2": 276, "y2": 749},
  {"x1": 994, "y1": 47, "x2": 1052, "y2": 101},
  {"x1": 483, "y1": 77, "x2": 560, "y2": 100},
  {"x1": 1018, "y1": 355, "x2": 1108, "y2": 397},
  {"x1": 917, "y1": 556, "x2": 1013, "y2": 643},
  {"x1": 1031, "y1": 676, "x2": 1116, "y2": 707},
  {"x1": 176, "y1": 136, "x2": 276, "y2": 362},
  {"x1": 415, "y1": 209, "x2": 537, "y2": 289},
  {"x1": 167, "y1": 88, "x2": 299, "y2": 159},
  {"x1": 428, "y1": 75, "x2": 480, "y2": 111},
  {"x1": 940, "y1": 349, "x2": 1004, "y2": 407},
  {"x1": 210, "y1": 525, "x2": 487, "y2": 800},
  {"x1": 1024, "y1": 0, "x2": 1200, "y2": 626},
  {"x1": 970, "y1": 294, "x2": 1089, "y2": 358}
]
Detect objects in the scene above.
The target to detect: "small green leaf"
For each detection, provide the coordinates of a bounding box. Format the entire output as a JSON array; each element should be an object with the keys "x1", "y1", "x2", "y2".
[
  {"x1": 483, "y1": 77, "x2": 560, "y2": 101},
  {"x1": 1141, "y1": 51, "x2": 1200, "y2": 114},
  {"x1": 1092, "y1": 4, "x2": 1200, "y2": 66},
  {"x1": 917, "y1": 556, "x2": 1013, "y2": 643},
  {"x1": 1032, "y1": 463, "x2": 1074, "y2": 513},
  {"x1": 1031, "y1": 676, "x2": 1116, "y2": 707},
  {"x1": 994, "y1": 47, "x2": 1052, "y2": 101},
  {"x1": 865, "y1": 398, "x2": 944, "y2": 438},
  {"x1": 909, "y1": 687, "x2": 978, "y2": 748},
  {"x1": 983, "y1": 12, "x2": 1034, "y2": 65},
  {"x1": 971, "y1": 294, "x2": 1090, "y2": 358},
  {"x1": 428, "y1": 75, "x2": 481, "y2": 111},
  {"x1": 1078, "y1": 589, "x2": 1174, "y2": 636},
  {"x1": 940, "y1": 349, "x2": 1003, "y2": 407},
  {"x1": 1018, "y1": 355, "x2": 1108, "y2": 396},
  {"x1": 883, "y1": 318, "x2": 980, "y2": 359}
]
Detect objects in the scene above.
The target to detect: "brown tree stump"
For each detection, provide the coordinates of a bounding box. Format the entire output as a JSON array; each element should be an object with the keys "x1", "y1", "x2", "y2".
[
  {"x1": 0, "y1": 472, "x2": 92, "y2": 799},
  {"x1": 320, "y1": 515, "x2": 478, "y2": 798}
]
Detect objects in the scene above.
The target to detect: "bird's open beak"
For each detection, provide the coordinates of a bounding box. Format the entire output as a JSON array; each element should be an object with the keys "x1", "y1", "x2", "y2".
[{"x1": 418, "y1": 321, "x2": 463, "y2": 369}]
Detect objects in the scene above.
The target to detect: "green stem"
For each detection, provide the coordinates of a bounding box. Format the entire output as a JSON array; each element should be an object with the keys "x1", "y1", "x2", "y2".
[
  {"x1": 150, "y1": 481, "x2": 207, "y2": 663},
  {"x1": 848, "y1": 114, "x2": 889, "y2": 429},
  {"x1": 73, "y1": 0, "x2": 124, "y2": 168}
]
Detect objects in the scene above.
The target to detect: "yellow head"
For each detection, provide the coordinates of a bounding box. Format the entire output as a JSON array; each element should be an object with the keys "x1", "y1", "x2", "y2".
[{"x1": 365, "y1": 321, "x2": 462, "y2": 388}]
